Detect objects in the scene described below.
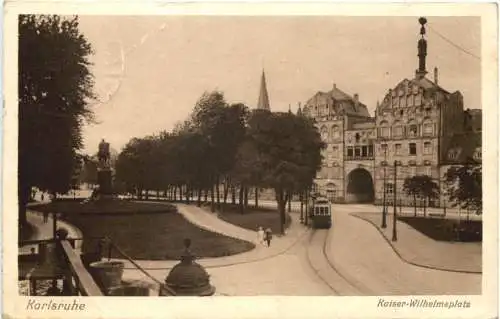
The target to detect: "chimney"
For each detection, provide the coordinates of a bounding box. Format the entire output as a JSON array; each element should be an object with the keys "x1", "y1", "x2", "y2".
[
  {"x1": 353, "y1": 93, "x2": 359, "y2": 102},
  {"x1": 434, "y1": 67, "x2": 438, "y2": 85},
  {"x1": 333, "y1": 83, "x2": 337, "y2": 90}
]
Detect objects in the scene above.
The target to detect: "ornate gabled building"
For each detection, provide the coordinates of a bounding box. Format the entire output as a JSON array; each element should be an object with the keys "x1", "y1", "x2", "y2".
[
  {"x1": 301, "y1": 84, "x2": 374, "y2": 203},
  {"x1": 303, "y1": 17, "x2": 482, "y2": 207}
]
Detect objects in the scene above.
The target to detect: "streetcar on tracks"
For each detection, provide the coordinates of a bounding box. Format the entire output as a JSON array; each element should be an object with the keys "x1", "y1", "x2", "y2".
[{"x1": 309, "y1": 196, "x2": 332, "y2": 229}]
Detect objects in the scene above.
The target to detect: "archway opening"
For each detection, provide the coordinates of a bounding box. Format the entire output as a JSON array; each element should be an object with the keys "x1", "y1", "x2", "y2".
[{"x1": 346, "y1": 168, "x2": 374, "y2": 203}]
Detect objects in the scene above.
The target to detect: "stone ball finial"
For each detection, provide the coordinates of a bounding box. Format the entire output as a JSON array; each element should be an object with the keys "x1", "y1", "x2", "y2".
[
  {"x1": 419, "y1": 17, "x2": 427, "y2": 26},
  {"x1": 55, "y1": 228, "x2": 69, "y2": 240}
]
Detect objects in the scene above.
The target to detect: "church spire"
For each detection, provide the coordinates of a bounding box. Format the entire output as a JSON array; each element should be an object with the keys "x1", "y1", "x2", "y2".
[
  {"x1": 415, "y1": 17, "x2": 428, "y2": 79},
  {"x1": 257, "y1": 70, "x2": 270, "y2": 110}
]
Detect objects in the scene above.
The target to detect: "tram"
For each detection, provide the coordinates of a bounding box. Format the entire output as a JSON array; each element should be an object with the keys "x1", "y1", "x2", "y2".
[{"x1": 309, "y1": 196, "x2": 332, "y2": 229}]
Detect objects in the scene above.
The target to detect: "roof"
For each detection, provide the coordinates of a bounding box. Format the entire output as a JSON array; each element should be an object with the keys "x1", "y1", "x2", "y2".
[
  {"x1": 378, "y1": 76, "x2": 452, "y2": 111},
  {"x1": 257, "y1": 70, "x2": 270, "y2": 110},
  {"x1": 304, "y1": 86, "x2": 371, "y2": 117},
  {"x1": 412, "y1": 76, "x2": 449, "y2": 94},
  {"x1": 443, "y1": 132, "x2": 482, "y2": 164}
]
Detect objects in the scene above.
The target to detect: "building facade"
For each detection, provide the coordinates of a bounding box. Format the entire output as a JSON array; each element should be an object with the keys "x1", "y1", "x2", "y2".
[{"x1": 302, "y1": 17, "x2": 481, "y2": 207}]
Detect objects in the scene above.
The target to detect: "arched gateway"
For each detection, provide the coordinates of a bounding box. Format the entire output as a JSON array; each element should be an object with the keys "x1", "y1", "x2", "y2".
[{"x1": 346, "y1": 168, "x2": 374, "y2": 203}]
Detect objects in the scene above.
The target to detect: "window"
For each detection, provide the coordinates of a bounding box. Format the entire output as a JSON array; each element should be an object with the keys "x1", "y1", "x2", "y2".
[
  {"x1": 331, "y1": 125, "x2": 340, "y2": 139},
  {"x1": 355, "y1": 133, "x2": 361, "y2": 143},
  {"x1": 407, "y1": 95, "x2": 413, "y2": 106},
  {"x1": 355, "y1": 147, "x2": 361, "y2": 157},
  {"x1": 408, "y1": 166, "x2": 416, "y2": 177},
  {"x1": 424, "y1": 166, "x2": 432, "y2": 177},
  {"x1": 415, "y1": 93, "x2": 422, "y2": 106},
  {"x1": 423, "y1": 142, "x2": 432, "y2": 154},
  {"x1": 347, "y1": 147, "x2": 354, "y2": 157},
  {"x1": 395, "y1": 144, "x2": 402, "y2": 155},
  {"x1": 409, "y1": 143, "x2": 417, "y2": 155},
  {"x1": 368, "y1": 145, "x2": 374, "y2": 157},
  {"x1": 407, "y1": 121, "x2": 419, "y2": 137},
  {"x1": 393, "y1": 125, "x2": 404, "y2": 138},
  {"x1": 379, "y1": 121, "x2": 391, "y2": 138},
  {"x1": 361, "y1": 146, "x2": 368, "y2": 157},
  {"x1": 381, "y1": 143, "x2": 388, "y2": 152},
  {"x1": 321, "y1": 126, "x2": 329, "y2": 141},
  {"x1": 423, "y1": 122, "x2": 434, "y2": 136}
]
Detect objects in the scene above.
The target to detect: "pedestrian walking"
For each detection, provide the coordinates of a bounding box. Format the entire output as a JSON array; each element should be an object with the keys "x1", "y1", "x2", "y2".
[
  {"x1": 257, "y1": 226, "x2": 265, "y2": 246},
  {"x1": 264, "y1": 228, "x2": 273, "y2": 247},
  {"x1": 41, "y1": 193, "x2": 44, "y2": 202},
  {"x1": 43, "y1": 211, "x2": 49, "y2": 224}
]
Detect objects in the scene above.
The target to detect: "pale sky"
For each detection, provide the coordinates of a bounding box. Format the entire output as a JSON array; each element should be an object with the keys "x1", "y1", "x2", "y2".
[{"x1": 78, "y1": 16, "x2": 481, "y2": 154}]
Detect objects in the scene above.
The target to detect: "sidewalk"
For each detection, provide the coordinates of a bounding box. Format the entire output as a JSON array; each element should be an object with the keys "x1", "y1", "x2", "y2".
[
  {"x1": 19, "y1": 210, "x2": 83, "y2": 254},
  {"x1": 350, "y1": 212, "x2": 482, "y2": 273}
]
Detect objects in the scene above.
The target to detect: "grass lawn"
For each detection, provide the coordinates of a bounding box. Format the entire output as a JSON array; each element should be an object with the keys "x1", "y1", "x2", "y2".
[
  {"x1": 30, "y1": 200, "x2": 255, "y2": 260},
  {"x1": 217, "y1": 203, "x2": 292, "y2": 232},
  {"x1": 398, "y1": 216, "x2": 482, "y2": 242}
]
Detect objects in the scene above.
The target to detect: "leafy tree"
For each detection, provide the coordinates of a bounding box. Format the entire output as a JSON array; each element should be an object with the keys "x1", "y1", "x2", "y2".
[
  {"x1": 247, "y1": 111, "x2": 325, "y2": 234},
  {"x1": 18, "y1": 15, "x2": 95, "y2": 228},
  {"x1": 403, "y1": 175, "x2": 439, "y2": 217},
  {"x1": 445, "y1": 158, "x2": 482, "y2": 215},
  {"x1": 403, "y1": 176, "x2": 419, "y2": 217}
]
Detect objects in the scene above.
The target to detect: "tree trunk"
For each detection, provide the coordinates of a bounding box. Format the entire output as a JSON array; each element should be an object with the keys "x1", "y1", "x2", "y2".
[
  {"x1": 204, "y1": 189, "x2": 208, "y2": 203},
  {"x1": 254, "y1": 187, "x2": 259, "y2": 208},
  {"x1": 216, "y1": 177, "x2": 221, "y2": 211},
  {"x1": 239, "y1": 186, "x2": 245, "y2": 214},
  {"x1": 244, "y1": 187, "x2": 249, "y2": 209},
  {"x1": 413, "y1": 194, "x2": 417, "y2": 217},
  {"x1": 197, "y1": 188, "x2": 202, "y2": 207},
  {"x1": 210, "y1": 184, "x2": 215, "y2": 212},
  {"x1": 423, "y1": 198, "x2": 427, "y2": 217},
  {"x1": 288, "y1": 192, "x2": 292, "y2": 212},
  {"x1": 231, "y1": 186, "x2": 236, "y2": 205},
  {"x1": 156, "y1": 190, "x2": 160, "y2": 200},
  {"x1": 223, "y1": 182, "x2": 229, "y2": 205},
  {"x1": 185, "y1": 186, "x2": 190, "y2": 204},
  {"x1": 276, "y1": 189, "x2": 286, "y2": 235},
  {"x1": 300, "y1": 192, "x2": 304, "y2": 216}
]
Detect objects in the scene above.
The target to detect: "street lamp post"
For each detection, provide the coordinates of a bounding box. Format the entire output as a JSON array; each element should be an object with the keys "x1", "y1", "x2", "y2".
[
  {"x1": 381, "y1": 147, "x2": 388, "y2": 228},
  {"x1": 300, "y1": 192, "x2": 304, "y2": 223},
  {"x1": 392, "y1": 160, "x2": 399, "y2": 241}
]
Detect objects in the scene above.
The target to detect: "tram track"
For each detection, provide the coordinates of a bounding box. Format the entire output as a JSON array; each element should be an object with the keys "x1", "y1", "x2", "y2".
[{"x1": 306, "y1": 228, "x2": 373, "y2": 296}]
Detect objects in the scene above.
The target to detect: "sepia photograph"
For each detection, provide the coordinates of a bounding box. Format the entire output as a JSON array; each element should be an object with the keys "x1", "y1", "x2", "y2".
[{"x1": 3, "y1": 2, "x2": 498, "y2": 319}]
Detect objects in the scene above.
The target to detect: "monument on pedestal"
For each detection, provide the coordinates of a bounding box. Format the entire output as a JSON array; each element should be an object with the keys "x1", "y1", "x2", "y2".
[{"x1": 96, "y1": 139, "x2": 114, "y2": 200}]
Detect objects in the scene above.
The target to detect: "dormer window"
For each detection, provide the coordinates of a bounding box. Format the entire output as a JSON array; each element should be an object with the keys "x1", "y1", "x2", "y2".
[
  {"x1": 448, "y1": 148, "x2": 462, "y2": 160},
  {"x1": 473, "y1": 147, "x2": 482, "y2": 161}
]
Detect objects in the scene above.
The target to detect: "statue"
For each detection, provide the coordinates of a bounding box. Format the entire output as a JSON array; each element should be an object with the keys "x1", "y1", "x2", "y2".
[
  {"x1": 97, "y1": 139, "x2": 111, "y2": 169},
  {"x1": 96, "y1": 139, "x2": 113, "y2": 198}
]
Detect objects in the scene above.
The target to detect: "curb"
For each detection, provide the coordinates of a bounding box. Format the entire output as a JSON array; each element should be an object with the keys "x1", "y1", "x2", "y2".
[{"x1": 349, "y1": 213, "x2": 482, "y2": 275}]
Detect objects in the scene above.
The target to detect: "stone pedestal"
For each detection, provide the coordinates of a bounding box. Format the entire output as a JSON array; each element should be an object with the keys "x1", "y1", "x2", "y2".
[{"x1": 97, "y1": 169, "x2": 113, "y2": 198}]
